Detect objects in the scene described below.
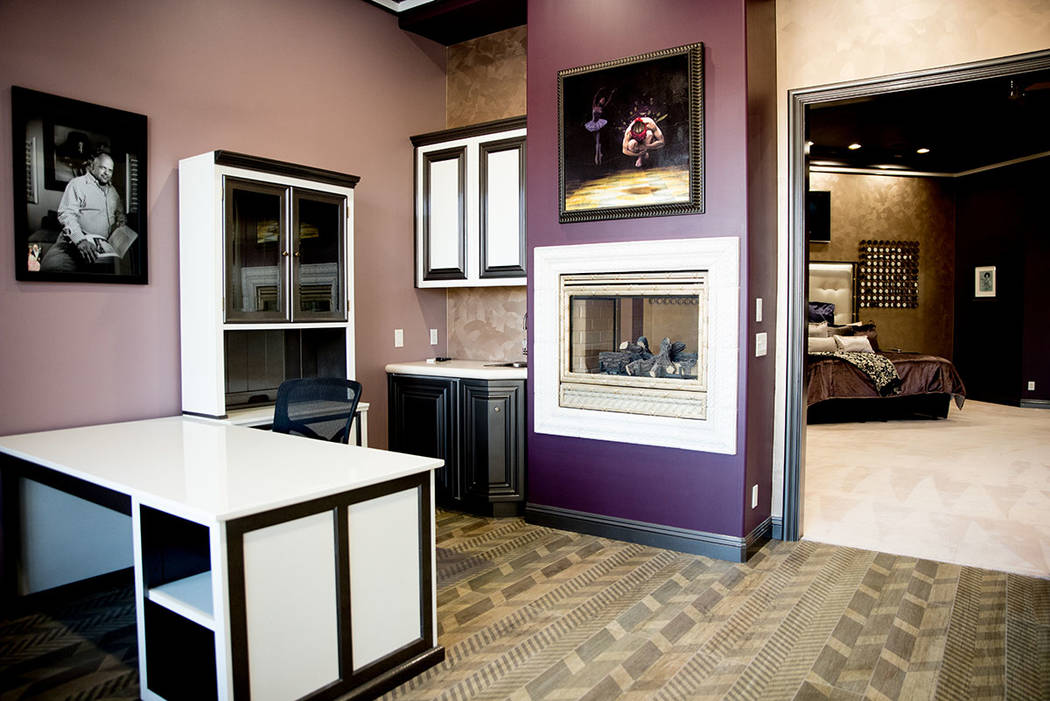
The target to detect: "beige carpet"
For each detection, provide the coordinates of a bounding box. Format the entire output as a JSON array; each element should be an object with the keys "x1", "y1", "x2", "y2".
[{"x1": 805, "y1": 400, "x2": 1050, "y2": 578}]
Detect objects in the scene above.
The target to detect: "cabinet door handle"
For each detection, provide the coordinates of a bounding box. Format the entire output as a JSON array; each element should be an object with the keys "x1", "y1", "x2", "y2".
[
  {"x1": 294, "y1": 250, "x2": 301, "y2": 257},
  {"x1": 282, "y1": 251, "x2": 290, "y2": 257},
  {"x1": 493, "y1": 406, "x2": 501, "y2": 413}
]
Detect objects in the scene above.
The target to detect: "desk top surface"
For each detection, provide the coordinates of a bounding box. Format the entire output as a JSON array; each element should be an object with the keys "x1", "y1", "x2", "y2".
[{"x1": 0, "y1": 416, "x2": 442, "y2": 523}]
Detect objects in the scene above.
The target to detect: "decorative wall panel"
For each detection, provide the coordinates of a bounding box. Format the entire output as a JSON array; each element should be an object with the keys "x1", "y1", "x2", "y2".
[{"x1": 858, "y1": 240, "x2": 919, "y2": 309}]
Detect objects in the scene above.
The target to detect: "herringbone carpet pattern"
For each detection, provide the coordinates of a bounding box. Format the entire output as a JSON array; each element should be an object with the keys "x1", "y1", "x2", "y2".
[{"x1": 1, "y1": 511, "x2": 1047, "y2": 700}]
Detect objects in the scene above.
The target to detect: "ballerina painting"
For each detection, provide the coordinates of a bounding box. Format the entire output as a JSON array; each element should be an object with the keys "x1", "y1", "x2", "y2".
[
  {"x1": 585, "y1": 88, "x2": 616, "y2": 165},
  {"x1": 558, "y1": 42, "x2": 704, "y2": 223}
]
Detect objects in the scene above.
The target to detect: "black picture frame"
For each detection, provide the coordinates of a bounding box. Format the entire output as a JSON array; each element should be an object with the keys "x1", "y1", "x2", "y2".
[
  {"x1": 11, "y1": 86, "x2": 148, "y2": 284},
  {"x1": 558, "y1": 42, "x2": 704, "y2": 224}
]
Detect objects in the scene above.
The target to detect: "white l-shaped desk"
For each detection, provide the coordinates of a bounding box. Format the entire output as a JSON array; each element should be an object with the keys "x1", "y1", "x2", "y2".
[{"x1": 0, "y1": 416, "x2": 444, "y2": 700}]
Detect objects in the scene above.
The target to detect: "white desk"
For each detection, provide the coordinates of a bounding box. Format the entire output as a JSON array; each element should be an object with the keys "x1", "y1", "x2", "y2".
[{"x1": 0, "y1": 416, "x2": 444, "y2": 701}]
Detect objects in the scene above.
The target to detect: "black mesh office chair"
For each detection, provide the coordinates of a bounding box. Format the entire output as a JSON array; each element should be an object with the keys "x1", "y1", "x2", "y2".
[{"x1": 272, "y1": 378, "x2": 363, "y2": 444}]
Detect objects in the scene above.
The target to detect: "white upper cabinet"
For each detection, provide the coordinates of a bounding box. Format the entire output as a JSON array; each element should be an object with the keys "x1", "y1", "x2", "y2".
[
  {"x1": 412, "y1": 117, "x2": 526, "y2": 287},
  {"x1": 178, "y1": 151, "x2": 359, "y2": 418}
]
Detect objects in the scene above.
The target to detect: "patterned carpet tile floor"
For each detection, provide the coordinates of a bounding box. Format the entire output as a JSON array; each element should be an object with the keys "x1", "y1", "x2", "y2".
[{"x1": 1, "y1": 510, "x2": 1047, "y2": 700}]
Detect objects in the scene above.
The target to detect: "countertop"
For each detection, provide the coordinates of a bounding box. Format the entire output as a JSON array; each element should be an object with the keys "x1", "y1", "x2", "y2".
[
  {"x1": 385, "y1": 359, "x2": 528, "y2": 380},
  {"x1": 0, "y1": 416, "x2": 441, "y2": 524}
]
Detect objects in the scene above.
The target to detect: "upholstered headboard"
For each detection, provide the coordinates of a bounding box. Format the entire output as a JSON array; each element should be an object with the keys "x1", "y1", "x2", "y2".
[{"x1": 809, "y1": 262, "x2": 857, "y2": 325}]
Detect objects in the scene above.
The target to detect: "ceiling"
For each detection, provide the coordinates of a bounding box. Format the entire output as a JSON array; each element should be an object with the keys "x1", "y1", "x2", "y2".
[
  {"x1": 807, "y1": 68, "x2": 1050, "y2": 175},
  {"x1": 362, "y1": 0, "x2": 525, "y2": 45}
]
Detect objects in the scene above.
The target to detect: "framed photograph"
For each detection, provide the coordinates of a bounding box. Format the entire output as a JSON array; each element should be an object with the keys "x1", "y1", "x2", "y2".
[
  {"x1": 974, "y1": 265, "x2": 996, "y2": 298},
  {"x1": 11, "y1": 86, "x2": 147, "y2": 283},
  {"x1": 558, "y1": 42, "x2": 704, "y2": 224}
]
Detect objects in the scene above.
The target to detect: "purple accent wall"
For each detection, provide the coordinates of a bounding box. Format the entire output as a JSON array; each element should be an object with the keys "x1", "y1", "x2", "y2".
[
  {"x1": 526, "y1": 0, "x2": 775, "y2": 539},
  {"x1": 743, "y1": 0, "x2": 777, "y2": 536},
  {"x1": 0, "y1": 0, "x2": 447, "y2": 443}
]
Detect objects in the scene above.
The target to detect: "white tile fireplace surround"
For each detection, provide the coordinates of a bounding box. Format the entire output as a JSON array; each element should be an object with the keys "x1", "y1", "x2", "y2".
[{"x1": 534, "y1": 237, "x2": 739, "y2": 454}]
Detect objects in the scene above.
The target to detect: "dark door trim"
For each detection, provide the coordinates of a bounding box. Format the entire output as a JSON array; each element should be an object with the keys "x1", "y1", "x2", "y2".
[{"x1": 782, "y1": 48, "x2": 1050, "y2": 542}]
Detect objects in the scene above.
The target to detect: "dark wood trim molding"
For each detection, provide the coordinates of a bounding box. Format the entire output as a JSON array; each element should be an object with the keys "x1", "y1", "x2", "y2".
[
  {"x1": 421, "y1": 146, "x2": 468, "y2": 281},
  {"x1": 1020, "y1": 399, "x2": 1050, "y2": 409},
  {"x1": 411, "y1": 116, "x2": 526, "y2": 148},
  {"x1": 782, "y1": 49, "x2": 1050, "y2": 542},
  {"x1": 214, "y1": 151, "x2": 360, "y2": 189},
  {"x1": 525, "y1": 504, "x2": 768, "y2": 563},
  {"x1": 1, "y1": 455, "x2": 131, "y2": 516},
  {"x1": 226, "y1": 472, "x2": 441, "y2": 700},
  {"x1": 478, "y1": 136, "x2": 527, "y2": 279}
]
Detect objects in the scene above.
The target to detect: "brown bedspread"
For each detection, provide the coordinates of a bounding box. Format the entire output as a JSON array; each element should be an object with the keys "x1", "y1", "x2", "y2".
[{"x1": 807, "y1": 352, "x2": 966, "y2": 407}]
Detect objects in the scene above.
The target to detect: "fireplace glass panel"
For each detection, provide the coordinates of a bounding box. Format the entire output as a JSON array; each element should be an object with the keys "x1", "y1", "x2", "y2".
[{"x1": 568, "y1": 295, "x2": 700, "y2": 379}]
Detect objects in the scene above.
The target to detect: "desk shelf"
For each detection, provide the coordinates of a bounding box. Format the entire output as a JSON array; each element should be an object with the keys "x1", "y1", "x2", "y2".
[{"x1": 147, "y1": 571, "x2": 214, "y2": 630}]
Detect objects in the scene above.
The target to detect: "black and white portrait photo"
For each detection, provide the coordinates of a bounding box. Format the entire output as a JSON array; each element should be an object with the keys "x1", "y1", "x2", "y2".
[{"x1": 12, "y1": 86, "x2": 148, "y2": 283}]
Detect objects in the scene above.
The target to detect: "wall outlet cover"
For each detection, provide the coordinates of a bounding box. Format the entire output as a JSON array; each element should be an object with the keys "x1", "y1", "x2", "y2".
[
  {"x1": 755, "y1": 332, "x2": 768, "y2": 357},
  {"x1": 430, "y1": 329, "x2": 438, "y2": 345},
  {"x1": 1028, "y1": 381, "x2": 1036, "y2": 391}
]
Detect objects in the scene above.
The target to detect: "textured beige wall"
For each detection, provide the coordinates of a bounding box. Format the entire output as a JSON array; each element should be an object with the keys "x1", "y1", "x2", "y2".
[
  {"x1": 446, "y1": 26, "x2": 527, "y2": 128},
  {"x1": 446, "y1": 27, "x2": 528, "y2": 360},
  {"x1": 772, "y1": 0, "x2": 1050, "y2": 520},
  {"x1": 446, "y1": 287, "x2": 527, "y2": 361},
  {"x1": 809, "y1": 173, "x2": 955, "y2": 359}
]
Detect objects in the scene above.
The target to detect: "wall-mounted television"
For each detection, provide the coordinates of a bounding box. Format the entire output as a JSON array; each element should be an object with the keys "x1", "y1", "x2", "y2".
[{"x1": 807, "y1": 190, "x2": 831, "y2": 243}]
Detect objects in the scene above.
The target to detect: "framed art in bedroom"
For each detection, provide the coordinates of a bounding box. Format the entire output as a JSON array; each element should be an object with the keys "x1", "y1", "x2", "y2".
[
  {"x1": 974, "y1": 265, "x2": 996, "y2": 298},
  {"x1": 557, "y1": 42, "x2": 704, "y2": 223},
  {"x1": 11, "y1": 86, "x2": 148, "y2": 284}
]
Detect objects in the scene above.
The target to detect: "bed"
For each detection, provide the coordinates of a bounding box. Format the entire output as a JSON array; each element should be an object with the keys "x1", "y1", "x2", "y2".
[{"x1": 806, "y1": 261, "x2": 966, "y2": 423}]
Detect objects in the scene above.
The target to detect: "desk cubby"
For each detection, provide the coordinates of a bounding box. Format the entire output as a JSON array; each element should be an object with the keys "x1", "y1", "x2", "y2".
[{"x1": 139, "y1": 505, "x2": 218, "y2": 700}]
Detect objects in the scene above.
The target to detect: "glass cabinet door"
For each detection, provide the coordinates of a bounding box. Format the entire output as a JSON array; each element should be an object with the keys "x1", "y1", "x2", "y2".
[
  {"x1": 225, "y1": 178, "x2": 289, "y2": 322},
  {"x1": 292, "y1": 188, "x2": 346, "y2": 321}
]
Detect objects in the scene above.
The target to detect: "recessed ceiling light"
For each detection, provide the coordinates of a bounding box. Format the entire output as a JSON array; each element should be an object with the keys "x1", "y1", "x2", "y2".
[
  {"x1": 916, "y1": 147, "x2": 930, "y2": 154},
  {"x1": 848, "y1": 143, "x2": 862, "y2": 150}
]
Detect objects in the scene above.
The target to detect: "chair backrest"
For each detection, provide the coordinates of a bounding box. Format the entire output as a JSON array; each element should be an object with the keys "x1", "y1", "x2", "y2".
[{"x1": 272, "y1": 378, "x2": 363, "y2": 444}]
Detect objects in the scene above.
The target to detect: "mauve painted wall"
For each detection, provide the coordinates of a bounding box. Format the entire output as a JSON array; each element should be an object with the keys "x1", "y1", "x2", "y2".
[
  {"x1": 0, "y1": 0, "x2": 446, "y2": 443},
  {"x1": 526, "y1": 0, "x2": 753, "y2": 537}
]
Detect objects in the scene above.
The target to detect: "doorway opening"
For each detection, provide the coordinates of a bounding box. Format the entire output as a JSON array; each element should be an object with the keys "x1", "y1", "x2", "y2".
[{"x1": 783, "y1": 50, "x2": 1050, "y2": 563}]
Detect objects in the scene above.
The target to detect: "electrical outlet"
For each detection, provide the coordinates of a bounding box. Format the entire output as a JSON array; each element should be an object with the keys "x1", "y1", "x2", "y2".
[
  {"x1": 430, "y1": 328, "x2": 438, "y2": 345},
  {"x1": 751, "y1": 484, "x2": 759, "y2": 509},
  {"x1": 756, "y1": 297, "x2": 763, "y2": 323},
  {"x1": 1028, "y1": 380, "x2": 1036, "y2": 391},
  {"x1": 394, "y1": 329, "x2": 404, "y2": 348},
  {"x1": 755, "y1": 332, "x2": 768, "y2": 357}
]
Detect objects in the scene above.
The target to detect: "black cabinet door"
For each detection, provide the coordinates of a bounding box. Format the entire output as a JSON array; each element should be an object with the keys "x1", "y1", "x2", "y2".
[
  {"x1": 388, "y1": 375, "x2": 459, "y2": 500},
  {"x1": 460, "y1": 379, "x2": 524, "y2": 502}
]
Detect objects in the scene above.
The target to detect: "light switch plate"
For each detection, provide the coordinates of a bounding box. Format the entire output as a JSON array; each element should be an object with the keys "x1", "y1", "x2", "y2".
[
  {"x1": 755, "y1": 332, "x2": 768, "y2": 357},
  {"x1": 756, "y1": 297, "x2": 763, "y2": 323},
  {"x1": 430, "y1": 329, "x2": 438, "y2": 345},
  {"x1": 394, "y1": 329, "x2": 404, "y2": 348},
  {"x1": 752, "y1": 484, "x2": 759, "y2": 508},
  {"x1": 1028, "y1": 380, "x2": 1036, "y2": 391}
]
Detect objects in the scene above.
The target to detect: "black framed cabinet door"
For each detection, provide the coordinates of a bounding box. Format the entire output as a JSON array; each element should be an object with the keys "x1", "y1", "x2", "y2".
[
  {"x1": 388, "y1": 375, "x2": 460, "y2": 501},
  {"x1": 460, "y1": 379, "x2": 524, "y2": 511}
]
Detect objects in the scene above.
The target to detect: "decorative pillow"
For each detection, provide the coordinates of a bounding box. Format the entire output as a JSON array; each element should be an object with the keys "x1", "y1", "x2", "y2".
[
  {"x1": 827, "y1": 325, "x2": 854, "y2": 337},
  {"x1": 807, "y1": 301, "x2": 835, "y2": 323},
  {"x1": 808, "y1": 336, "x2": 837, "y2": 353},
  {"x1": 834, "y1": 334, "x2": 874, "y2": 353},
  {"x1": 849, "y1": 322, "x2": 880, "y2": 353},
  {"x1": 808, "y1": 321, "x2": 828, "y2": 338}
]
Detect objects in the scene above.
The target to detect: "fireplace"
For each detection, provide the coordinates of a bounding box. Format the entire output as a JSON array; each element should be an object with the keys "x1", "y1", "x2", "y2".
[
  {"x1": 560, "y1": 271, "x2": 707, "y2": 419},
  {"x1": 534, "y1": 238, "x2": 738, "y2": 454}
]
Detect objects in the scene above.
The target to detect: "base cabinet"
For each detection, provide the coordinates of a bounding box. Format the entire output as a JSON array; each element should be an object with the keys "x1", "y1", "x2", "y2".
[{"x1": 389, "y1": 374, "x2": 524, "y2": 515}]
